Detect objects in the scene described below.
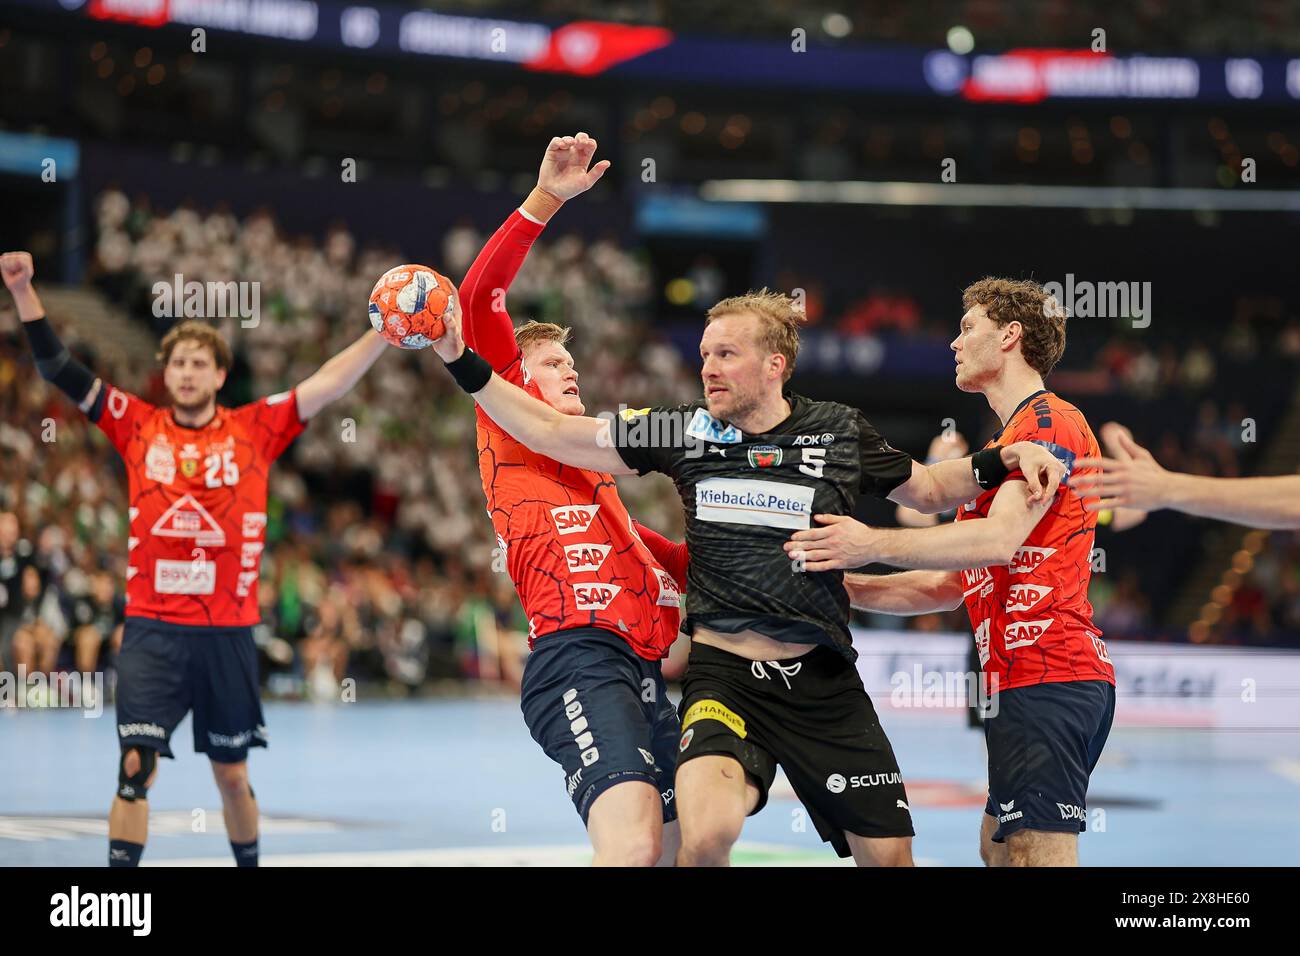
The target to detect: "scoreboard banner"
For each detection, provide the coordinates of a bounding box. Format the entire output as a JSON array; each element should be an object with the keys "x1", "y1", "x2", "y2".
[{"x1": 12, "y1": 0, "x2": 1300, "y2": 103}]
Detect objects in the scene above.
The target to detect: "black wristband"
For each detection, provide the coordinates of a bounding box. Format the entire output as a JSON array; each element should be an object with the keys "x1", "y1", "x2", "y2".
[
  {"x1": 444, "y1": 347, "x2": 493, "y2": 393},
  {"x1": 971, "y1": 446, "x2": 1010, "y2": 491}
]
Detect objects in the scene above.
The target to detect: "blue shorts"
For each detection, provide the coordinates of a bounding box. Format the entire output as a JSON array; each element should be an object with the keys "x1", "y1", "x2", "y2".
[
  {"x1": 984, "y1": 679, "x2": 1116, "y2": 842},
  {"x1": 520, "y1": 627, "x2": 679, "y2": 825},
  {"x1": 115, "y1": 617, "x2": 267, "y2": 764}
]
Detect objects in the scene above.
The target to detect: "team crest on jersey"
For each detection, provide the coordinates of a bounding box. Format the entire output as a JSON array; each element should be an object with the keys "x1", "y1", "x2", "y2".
[
  {"x1": 144, "y1": 436, "x2": 176, "y2": 485},
  {"x1": 747, "y1": 445, "x2": 783, "y2": 469},
  {"x1": 179, "y1": 443, "x2": 200, "y2": 478},
  {"x1": 686, "y1": 408, "x2": 742, "y2": 444}
]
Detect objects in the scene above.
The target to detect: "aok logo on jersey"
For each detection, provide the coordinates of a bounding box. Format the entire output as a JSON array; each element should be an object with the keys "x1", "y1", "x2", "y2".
[
  {"x1": 564, "y1": 543, "x2": 611, "y2": 573},
  {"x1": 1005, "y1": 583, "x2": 1054, "y2": 613},
  {"x1": 1009, "y1": 546, "x2": 1057, "y2": 574},
  {"x1": 550, "y1": 504, "x2": 601, "y2": 536},
  {"x1": 573, "y1": 583, "x2": 622, "y2": 611},
  {"x1": 1004, "y1": 618, "x2": 1054, "y2": 650}
]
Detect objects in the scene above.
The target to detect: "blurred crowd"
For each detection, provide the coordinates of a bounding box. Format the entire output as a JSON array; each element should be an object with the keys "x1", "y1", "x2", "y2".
[{"x1": 3, "y1": 187, "x2": 1298, "y2": 706}]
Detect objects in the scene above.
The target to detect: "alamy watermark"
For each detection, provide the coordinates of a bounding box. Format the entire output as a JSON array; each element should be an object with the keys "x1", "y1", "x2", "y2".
[
  {"x1": 1, "y1": 666, "x2": 104, "y2": 718},
  {"x1": 1042, "y1": 274, "x2": 1151, "y2": 329},
  {"x1": 152, "y1": 274, "x2": 261, "y2": 328},
  {"x1": 890, "y1": 665, "x2": 1000, "y2": 716}
]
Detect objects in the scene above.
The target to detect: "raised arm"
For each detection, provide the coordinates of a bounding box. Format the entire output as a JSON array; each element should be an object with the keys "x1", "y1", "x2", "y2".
[
  {"x1": 3, "y1": 251, "x2": 104, "y2": 416},
  {"x1": 430, "y1": 295, "x2": 635, "y2": 475},
  {"x1": 844, "y1": 570, "x2": 965, "y2": 616},
  {"x1": 294, "y1": 329, "x2": 389, "y2": 421},
  {"x1": 462, "y1": 132, "x2": 609, "y2": 369},
  {"x1": 1071, "y1": 427, "x2": 1300, "y2": 530},
  {"x1": 888, "y1": 440, "x2": 1065, "y2": 514},
  {"x1": 786, "y1": 478, "x2": 1053, "y2": 572}
]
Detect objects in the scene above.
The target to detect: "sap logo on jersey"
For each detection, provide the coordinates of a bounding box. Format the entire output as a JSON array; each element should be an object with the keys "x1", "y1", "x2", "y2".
[
  {"x1": 686, "y1": 409, "x2": 743, "y2": 444},
  {"x1": 1005, "y1": 583, "x2": 1054, "y2": 613},
  {"x1": 154, "y1": 559, "x2": 216, "y2": 595},
  {"x1": 573, "y1": 583, "x2": 622, "y2": 611},
  {"x1": 550, "y1": 504, "x2": 600, "y2": 536},
  {"x1": 695, "y1": 478, "x2": 815, "y2": 530},
  {"x1": 653, "y1": 567, "x2": 681, "y2": 608},
  {"x1": 1004, "y1": 618, "x2": 1054, "y2": 650},
  {"x1": 564, "y1": 543, "x2": 611, "y2": 572},
  {"x1": 1009, "y1": 546, "x2": 1057, "y2": 574}
]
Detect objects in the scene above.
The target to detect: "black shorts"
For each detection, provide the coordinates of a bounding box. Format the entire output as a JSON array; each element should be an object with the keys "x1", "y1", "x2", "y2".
[
  {"x1": 983, "y1": 678, "x2": 1116, "y2": 843},
  {"x1": 115, "y1": 617, "x2": 267, "y2": 763},
  {"x1": 678, "y1": 640, "x2": 913, "y2": 858},
  {"x1": 520, "y1": 627, "x2": 679, "y2": 825}
]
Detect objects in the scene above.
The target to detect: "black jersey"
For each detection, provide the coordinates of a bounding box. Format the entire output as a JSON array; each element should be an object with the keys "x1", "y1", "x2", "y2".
[{"x1": 611, "y1": 392, "x2": 914, "y2": 661}]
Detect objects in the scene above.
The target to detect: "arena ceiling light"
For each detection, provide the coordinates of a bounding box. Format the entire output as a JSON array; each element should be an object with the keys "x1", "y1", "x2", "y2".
[{"x1": 697, "y1": 179, "x2": 1300, "y2": 212}]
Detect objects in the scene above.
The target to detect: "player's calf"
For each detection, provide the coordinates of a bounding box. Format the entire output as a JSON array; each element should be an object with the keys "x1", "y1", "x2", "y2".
[{"x1": 109, "y1": 746, "x2": 159, "y2": 866}]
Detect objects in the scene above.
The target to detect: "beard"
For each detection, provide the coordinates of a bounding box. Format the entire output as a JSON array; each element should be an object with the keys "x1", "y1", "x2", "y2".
[
  {"x1": 169, "y1": 387, "x2": 215, "y2": 413},
  {"x1": 705, "y1": 382, "x2": 760, "y2": 423}
]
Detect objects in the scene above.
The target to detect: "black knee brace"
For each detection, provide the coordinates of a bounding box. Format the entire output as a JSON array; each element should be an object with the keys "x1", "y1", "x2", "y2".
[{"x1": 117, "y1": 747, "x2": 157, "y2": 802}]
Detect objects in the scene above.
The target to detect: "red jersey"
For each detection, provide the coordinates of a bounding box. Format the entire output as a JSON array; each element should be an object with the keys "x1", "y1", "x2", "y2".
[
  {"x1": 93, "y1": 384, "x2": 305, "y2": 627},
  {"x1": 462, "y1": 210, "x2": 685, "y2": 660},
  {"x1": 955, "y1": 389, "x2": 1114, "y2": 691}
]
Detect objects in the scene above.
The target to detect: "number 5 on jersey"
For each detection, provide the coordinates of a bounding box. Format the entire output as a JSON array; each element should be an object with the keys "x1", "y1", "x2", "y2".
[
  {"x1": 799, "y1": 447, "x2": 826, "y2": 478},
  {"x1": 204, "y1": 450, "x2": 239, "y2": 488}
]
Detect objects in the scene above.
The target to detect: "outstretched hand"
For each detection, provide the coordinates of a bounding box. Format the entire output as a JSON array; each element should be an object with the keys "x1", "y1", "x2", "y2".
[
  {"x1": 1070, "y1": 428, "x2": 1169, "y2": 512},
  {"x1": 537, "y1": 132, "x2": 611, "y2": 201}
]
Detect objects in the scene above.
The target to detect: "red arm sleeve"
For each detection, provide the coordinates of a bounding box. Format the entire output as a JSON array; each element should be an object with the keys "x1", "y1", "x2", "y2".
[
  {"x1": 633, "y1": 520, "x2": 689, "y2": 591},
  {"x1": 460, "y1": 209, "x2": 546, "y2": 371},
  {"x1": 93, "y1": 384, "x2": 155, "y2": 455}
]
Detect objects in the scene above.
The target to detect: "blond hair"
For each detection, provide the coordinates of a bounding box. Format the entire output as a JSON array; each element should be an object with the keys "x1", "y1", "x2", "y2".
[
  {"x1": 157, "y1": 320, "x2": 232, "y2": 370},
  {"x1": 514, "y1": 320, "x2": 572, "y2": 353},
  {"x1": 705, "y1": 288, "x2": 806, "y2": 382}
]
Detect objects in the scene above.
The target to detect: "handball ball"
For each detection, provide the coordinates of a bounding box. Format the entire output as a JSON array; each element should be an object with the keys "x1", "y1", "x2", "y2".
[{"x1": 368, "y1": 264, "x2": 454, "y2": 349}]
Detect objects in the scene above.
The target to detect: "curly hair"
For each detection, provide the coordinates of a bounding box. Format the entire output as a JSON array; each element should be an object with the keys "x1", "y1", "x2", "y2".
[{"x1": 961, "y1": 277, "x2": 1066, "y2": 377}]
